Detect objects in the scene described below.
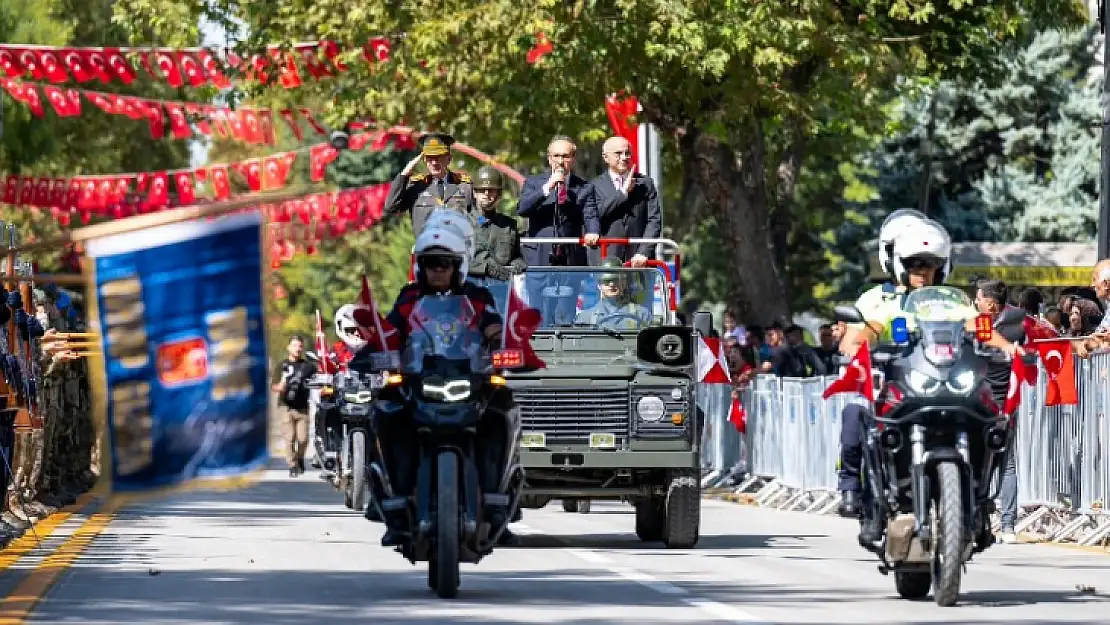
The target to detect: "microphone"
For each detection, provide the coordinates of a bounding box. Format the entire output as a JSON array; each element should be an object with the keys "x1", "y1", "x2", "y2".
[{"x1": 554, "y1": 165, "x2": 568, "y2": 204}]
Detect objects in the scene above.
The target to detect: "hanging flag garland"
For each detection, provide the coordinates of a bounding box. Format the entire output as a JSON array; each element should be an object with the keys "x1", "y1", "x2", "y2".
[{"x1": 0, "y1": 39, "x2": 392, "y2": 89}]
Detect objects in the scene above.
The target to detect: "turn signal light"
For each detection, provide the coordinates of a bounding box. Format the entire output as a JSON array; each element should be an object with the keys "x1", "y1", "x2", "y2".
[
  {"x1": 320, "y1": 386, "x2": 334, "y2": 397},
  {"x1": 386, "y1": 373, "x2": 404, "y2": 386},
  {"x1": 489, "y1": 375, "x2": 507, "y2": 386},
  {"x1": 671, "y1": 413, "x2": 684, "y2": 425},
  {"x1": 975, "y1": 314, "x2": 993, "y2": 341}
]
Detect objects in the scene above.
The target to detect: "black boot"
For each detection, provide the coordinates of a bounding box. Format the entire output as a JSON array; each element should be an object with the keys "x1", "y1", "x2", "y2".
[
  {"x1": 838, "y1": 490, "x2": 862, "y2": 518},
  {"x1": 858, "y1": 513, "x2": 883, "y2": 545}
]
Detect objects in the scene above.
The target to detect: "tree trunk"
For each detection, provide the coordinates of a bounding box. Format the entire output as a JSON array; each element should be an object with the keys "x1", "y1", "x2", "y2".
[{"x1": 679, "y1": 124, "x2": 790, "y2": 326}]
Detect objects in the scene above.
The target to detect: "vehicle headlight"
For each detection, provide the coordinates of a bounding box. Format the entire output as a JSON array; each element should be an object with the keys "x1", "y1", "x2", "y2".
[
  {"x1": 947, "y1": 368, "x2": 976, "y2": 394},
  {"x1": 421, "y1": 378, "x2": 472, "y2": 402},
  {"x1": 906, "y1": 369, "x2": 941, "y2": 395},
  {"x1": 637, "y1": 396, "x2": 666, "y2": 422},
  {"x1": 343, "y1": 390, "x2": 373, "y2": 404}
]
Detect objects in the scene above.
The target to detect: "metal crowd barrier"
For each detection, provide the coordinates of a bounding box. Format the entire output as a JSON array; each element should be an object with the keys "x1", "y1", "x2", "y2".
[{"x1": 699, "y1": 352, "x2": 1110, "y2": 547}]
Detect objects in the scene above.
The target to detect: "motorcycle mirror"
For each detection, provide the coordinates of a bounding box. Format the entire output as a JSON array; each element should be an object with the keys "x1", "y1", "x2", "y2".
[{"x1": 833, "y1": 305, "x2": 865, "y2": 324}]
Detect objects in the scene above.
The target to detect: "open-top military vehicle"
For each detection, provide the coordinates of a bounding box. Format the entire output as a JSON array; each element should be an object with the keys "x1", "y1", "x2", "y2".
[{"x1": 494, "y1": 237, "x2": 705, "y2": 549}]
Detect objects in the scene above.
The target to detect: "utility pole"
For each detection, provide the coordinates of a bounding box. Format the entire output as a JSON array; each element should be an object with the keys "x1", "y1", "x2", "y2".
[{"x1": 1100, "y1": 0, "x2": 1110, "y2": 259}]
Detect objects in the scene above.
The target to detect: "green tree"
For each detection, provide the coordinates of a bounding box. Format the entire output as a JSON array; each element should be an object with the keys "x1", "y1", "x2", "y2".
[
  {"x1": 112, "y1": 0, "x2": 1089, "y2": 325},
  {"x1": 824, "y1": 26, "x2": 1101, "y2": 302}
]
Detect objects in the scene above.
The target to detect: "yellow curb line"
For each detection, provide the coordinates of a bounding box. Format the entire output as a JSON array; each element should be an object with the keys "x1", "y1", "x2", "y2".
[
  {"x1": 0, "y1": 494, "x2": 96, "y2": 576},
  {"x1": 702, "y1": 494, "x2": 1110, "y2": 555},
  {"x1": 0, "y1": 498, "x2": 119, "y2": 625}
]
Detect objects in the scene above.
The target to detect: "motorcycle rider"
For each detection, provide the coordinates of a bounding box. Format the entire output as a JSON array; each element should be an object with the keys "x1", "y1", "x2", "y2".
[
  {"x1": 312, "y1": 305, "x2": 365, "y2": 472},
  {"x1": 574, "y1": 256, "x2": 653, "y2": 330},
  {"x1": 837, "y1": 215, "x2": 1024, "y2": 545},
  {"x1": 374, "y1": 223, "x2": 518, "y2": 547}
]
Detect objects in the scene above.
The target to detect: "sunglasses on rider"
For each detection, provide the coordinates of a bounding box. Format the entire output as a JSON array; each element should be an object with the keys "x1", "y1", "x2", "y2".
[
  {"x1": 421, "y1": 256, "x2": 457, "y2": 270},
  {"x1": 905, "y1": 257, "x2": 943, "y2": 271}
]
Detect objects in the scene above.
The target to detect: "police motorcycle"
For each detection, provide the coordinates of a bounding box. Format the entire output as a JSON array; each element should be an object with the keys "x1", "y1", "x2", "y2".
[
  {"x1": 835, "y1": 286, "x2": 1025, "y2": 607},
  {"x1": 368, "y1": 295, "x2": 523, "y2": 599},
  {"x1": 330, "y1": 369, "x2": 391, "y2": 510}
]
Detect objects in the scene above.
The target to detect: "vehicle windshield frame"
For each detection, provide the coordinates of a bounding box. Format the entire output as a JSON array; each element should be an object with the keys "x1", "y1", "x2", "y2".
[{"x1": 513, "y1": 265, "x2": 674, "y2": 331}]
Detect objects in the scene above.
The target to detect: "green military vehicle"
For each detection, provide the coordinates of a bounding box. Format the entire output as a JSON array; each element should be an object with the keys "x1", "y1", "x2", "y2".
[{"x1": 496, "y1": 238, "x2": 707, "y2": 549}]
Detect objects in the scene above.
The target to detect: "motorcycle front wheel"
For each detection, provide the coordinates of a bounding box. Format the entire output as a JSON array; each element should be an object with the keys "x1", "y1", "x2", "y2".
[
  {"x1": 932, "y1": 461, "x2": 964, "y2": 607},
  {"x1": 350, "y1": 431, "x2": 368, "y2": 511},
  {"x1": 434, "y1": 450, "x2": 460, "y2": 598}
]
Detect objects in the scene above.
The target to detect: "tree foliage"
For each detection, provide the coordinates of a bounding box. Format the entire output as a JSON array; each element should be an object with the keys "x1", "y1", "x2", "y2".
[
  {"x1": 823, "y1": 25, "x2": 1101, "y2": 303},
  {"x1": 113, "y1": 0, "x2": 1090, "y2": 325}
]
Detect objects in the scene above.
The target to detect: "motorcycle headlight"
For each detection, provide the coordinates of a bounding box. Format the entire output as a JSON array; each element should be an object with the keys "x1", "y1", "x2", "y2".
[
  {"x1": 421, "y1": 379, "x2": 472, "y2": 402},
  {"x1": 636, "y1": 396, "x2": 666, "y2": 422},
  {"x1": 947, "y1": 368, "x2": 976, "y2": 394},
  {"x1": 343, "y1": 390, "x2": 374, "y2": 404},
  {"x1": 906, "y1": 369, "x2": 941, "y2": 395}
]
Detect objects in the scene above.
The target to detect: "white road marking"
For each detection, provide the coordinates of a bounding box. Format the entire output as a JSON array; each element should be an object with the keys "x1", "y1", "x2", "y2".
[{"x1": 514, "y1": 523, "x2": 772, "y2": 623}]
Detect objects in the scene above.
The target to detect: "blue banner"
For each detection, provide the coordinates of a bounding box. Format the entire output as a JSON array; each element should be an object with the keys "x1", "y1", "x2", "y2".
[{"x1": 85, "y1": 212, "x2": 269, "y2": 495}]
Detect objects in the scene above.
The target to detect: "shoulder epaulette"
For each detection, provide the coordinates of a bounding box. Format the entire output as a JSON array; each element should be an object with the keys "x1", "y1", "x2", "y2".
[
  {"x1": 409, "y1": 173, "x2": 431, "y2": 185},
  {"x1": 456, "y1": 172, "x2": 472, "y2": 184}
]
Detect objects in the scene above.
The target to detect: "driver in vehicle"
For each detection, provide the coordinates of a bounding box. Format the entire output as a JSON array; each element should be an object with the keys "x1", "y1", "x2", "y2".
[
  {"x1": 374, "y1": 224, "x2": 518, "y2": 547},
  {"x1": 836, "y1": 214, "x2": 1023, "y2": 545},
  {"x1": 574, "y1": 257, "x2": 653, "y2": 330}
]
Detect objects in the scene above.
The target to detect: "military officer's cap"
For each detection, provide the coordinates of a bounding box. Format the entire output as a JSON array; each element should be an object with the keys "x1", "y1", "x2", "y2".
[{"x1": 420, "y1": 132, "x2": 455, "y2": 157}]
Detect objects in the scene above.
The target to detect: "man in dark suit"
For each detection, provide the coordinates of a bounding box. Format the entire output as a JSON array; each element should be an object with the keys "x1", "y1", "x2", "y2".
[
  {"x1": 583, "y1": 136, "x2": 663, "y2": 267},
  {"x1": 516, "y1": 135, "x2": 600, "y2": 323}
]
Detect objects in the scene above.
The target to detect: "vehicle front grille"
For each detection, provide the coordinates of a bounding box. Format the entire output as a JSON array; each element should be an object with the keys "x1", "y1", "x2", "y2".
[{"x1": 515, "y1": 386, "x2": 630, "y2": 445}]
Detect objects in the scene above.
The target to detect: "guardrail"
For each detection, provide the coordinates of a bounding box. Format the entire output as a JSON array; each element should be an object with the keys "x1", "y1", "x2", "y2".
[{"x1": 699, "y1": 352, "x2": 1110, "y2": 547}]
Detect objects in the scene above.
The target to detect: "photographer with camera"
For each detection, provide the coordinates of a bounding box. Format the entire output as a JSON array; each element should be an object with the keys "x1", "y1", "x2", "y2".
[
  {"x1": 271, "y1": 335, "x2": 318, "y2": 477},
  {"x1": 517, "y1": 135, "x2": 599, "y2": 322}
]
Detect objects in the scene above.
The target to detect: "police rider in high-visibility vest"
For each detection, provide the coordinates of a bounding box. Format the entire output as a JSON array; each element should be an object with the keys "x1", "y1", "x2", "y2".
[{"x1": 836, "y1": 211, "x2": 1024, "y2": 545}]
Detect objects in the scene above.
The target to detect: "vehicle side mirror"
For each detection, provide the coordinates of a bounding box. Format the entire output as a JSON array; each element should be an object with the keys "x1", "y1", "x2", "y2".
[
  {"x1": 637, "y1": 326, "x2": 693, "y2": 367},
  {"x1": 692, "y1": 311, "x2": 712, "y2": 336},
  {"x1": 834, "y1": 305, "x2": 865, "y2": 324}
]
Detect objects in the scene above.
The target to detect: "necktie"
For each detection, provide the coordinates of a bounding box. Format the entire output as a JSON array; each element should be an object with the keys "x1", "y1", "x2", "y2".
[
  {"x1": 434, "y1": 178, "x2": 445, "y2": 199},
  {"x1": 557, "y1": 180, "x2": 568, "y2": 204}
]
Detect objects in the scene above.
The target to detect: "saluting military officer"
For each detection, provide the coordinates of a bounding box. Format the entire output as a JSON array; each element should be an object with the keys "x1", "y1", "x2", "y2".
[
  {"x1": 469, "y1": 166, "x2": 527, "y2": 284},
  {"x1": 384, "y1": 132, "x2": 478, "y2": 235}
]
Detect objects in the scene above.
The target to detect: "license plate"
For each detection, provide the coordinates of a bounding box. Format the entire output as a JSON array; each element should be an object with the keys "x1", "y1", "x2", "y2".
[
  {"x1": 589, "y1": 432, "x2": 616, "y2": 449},
  {"x1": 928, "y1": 344, "x2": 954, "y2": 359},
  {"x1": 521, "y1": 432, "x2": 546, "y2": 448}
]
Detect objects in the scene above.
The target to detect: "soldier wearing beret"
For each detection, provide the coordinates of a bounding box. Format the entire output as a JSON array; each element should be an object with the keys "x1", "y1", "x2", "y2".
[{"x1": 383, "y1": 132, "x2": 478, "y2": 235}]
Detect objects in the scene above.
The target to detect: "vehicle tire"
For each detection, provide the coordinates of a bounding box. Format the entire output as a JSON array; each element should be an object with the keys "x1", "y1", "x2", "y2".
[
  {"x1": 635, "y1": 498, "x2": 665, "y2": 542},
  {"x1": 577, "y1": 499, "x2": 591, "y2": 514},
  {"x1": 350, "y1": 431, "x2": 368, "y2": 511},
  {"x1": 662, "y1": 469, "x2": 700, "y2": 549},
  {"x1": 343, "y1": 487, "x2": 353, "y2": 509},
  {"x1": 428, "y1": 558, "x2": 439, "y2": 591},
  {"x1": 435, "y1": 451, "x2": 460, "y2": 599},
  {"x1": 932, "y1": 461, "x2": 964, "y2": 607},
  {"x1": 562, "y1": 499, "x2": 577, "y2": 513},
  {"x1": 895, "y1": 571, "x2": 931, "y2": 600}
]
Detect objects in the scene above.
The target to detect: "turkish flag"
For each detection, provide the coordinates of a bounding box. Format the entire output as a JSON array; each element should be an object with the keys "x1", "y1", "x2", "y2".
[
  {"x1": 0, "y1": 49, "x2": 21, "y2": 78},
  {"x1": 242, "y1": 159, "x2": 262, "y2": 191},
  {"x1": 270, "y1": 49, "x2": 302, "y2": 88},
  {"x1": 39, "y1": 50, "x2": 70, "y2": 82},
  {"x1": 81, "y1": 49, "x2": 114, "y2": 83},
  {"x1": 210, "y1": 165, "x2": 231, "y2": 199},
  {"x1": 526, "y1": 32, "x2": 554, "y2": 64},
  {"x1": 605, "y1": 94, "x2": 640, "y2": 166},
  {"x1": 2, "y1": 175, "x2": 17, "y2": 204},
  {"x1": 729, "y1": 394, "x2": 747, "y2": 433},
  {"x1": 298, "y1": 108, "x2": 327, "y2": 134},
  {"x1": 144, "y1": 101, "x2": 166, "y2": 139},
  {"x1": 352, "y1": 275, "x2": 400, "y2": 352},
  {"x1": 500, "y1": 285, "x2": 545, "y2": 370},
  {"x1": 165, "y1": 103, "x2": 192, "y2": 138},
  {"x1": 823, "y1": 342, "x2": 874, "y2": 401},
  {"x1": 174, "y1": 171, "x2": 196, "y2": 204},
  {"x1": 176, "y1": 51, "x2": 206, "y2": 87},
  {"x1": 154, "y1": 50, "x2": 184, "y2": 87},
  {"x1": 697, "y1": 336, "x2": 730, "y2": 384},
  {"x1": 43, "y1": 85, "x2": 77, "y2": 116},
  {"x1": 299, "y1": 45, "x2": 334, "y2": 79},
  {"x1": 1034, "y1": 340, "x2": 1078, "y2": 406},
  {"x1": 314, "y1": 310, "x2": 338, "y2": 374},
  {"x1": 61, "y1": 49, "x2": 94, "y2": 82},
  {"x1": 104, "y1": 48, "x2": 136, "y2": 84},
  {"x1": 363, "y1": 37, "x2": 391, "y2": 63},
  {"x1": 1003, "y1": 355, "x2": 1038, "y2": 415},
  {"x1": 144, "y1": 171, "x2": 169, "y2": 210},
  {"x1": 309, "y1": 144, "x2": 338, "y2": 181}
]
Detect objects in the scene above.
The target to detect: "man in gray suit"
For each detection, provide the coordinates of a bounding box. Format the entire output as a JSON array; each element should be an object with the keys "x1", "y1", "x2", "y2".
[{"x1": 583, "y1": 136, "x2": 663, "y2": 267}]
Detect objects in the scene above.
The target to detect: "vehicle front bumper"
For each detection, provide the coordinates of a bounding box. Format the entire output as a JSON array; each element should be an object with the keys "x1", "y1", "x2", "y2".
[{"x1": 520, "y1": 448, "x2": 697, "y2": 469}]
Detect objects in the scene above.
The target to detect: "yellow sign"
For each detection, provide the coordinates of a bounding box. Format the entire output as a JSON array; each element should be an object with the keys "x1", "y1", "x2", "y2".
[{"x1": 949, "y1": 266, "x2": 1091, "y2": 287}]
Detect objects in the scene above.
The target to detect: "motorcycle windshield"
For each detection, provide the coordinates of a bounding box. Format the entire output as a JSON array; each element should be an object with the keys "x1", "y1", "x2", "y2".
[
  {"x1": 903, "y1": 286, "x2": 978, "y2": 323},
  {"x1": 400, "y1": 295, "x2": 490, "y2": 376}
]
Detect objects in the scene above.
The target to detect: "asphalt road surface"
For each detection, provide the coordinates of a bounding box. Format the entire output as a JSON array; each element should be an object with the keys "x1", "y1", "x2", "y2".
[{"x1": 2, "y1": 467, "x2": 1107, "y2": 624}]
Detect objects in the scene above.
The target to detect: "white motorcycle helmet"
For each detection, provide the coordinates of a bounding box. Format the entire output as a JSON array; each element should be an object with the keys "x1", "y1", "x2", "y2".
[
  {"x1": 413, "y1": 225, "x2": 469, "y2": 289},
  {"x1": 890, "y1": 220, "x2": 953, "y2": 288},
  {"x1": 421, "y1": 211, "x2": 475, "y2": 260},
  {"x1": 878, "y1": 209, "x2": 930, "y2": 279},
  {"x1": 334, "y1": 304, "x2": 367, "y2": 351}
]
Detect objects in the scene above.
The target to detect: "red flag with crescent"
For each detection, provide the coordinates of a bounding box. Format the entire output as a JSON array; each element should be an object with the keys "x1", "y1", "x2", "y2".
[
  {"x1": 351, "y1": 275, "x2": 400, "y2": 353},
  {"x1": 1034, "y1": 340, "x2": 1078, "y2": 406},
  {"x1": 1003, "y1": 355, "x2": 1038, "y2": 415},
  {"x1": 822, "y1": 342, "x2": 874, "y2": 401},
  {"x1": 500, "y1": 286, "x2": 544, "y2": 370},
  {"x1": 314, "y1": 309, "x2": 337, "y2": 374}
]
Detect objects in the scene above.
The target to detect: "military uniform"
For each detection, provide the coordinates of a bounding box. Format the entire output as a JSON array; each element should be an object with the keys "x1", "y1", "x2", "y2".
[
  {"x1": 470, "y1": 166, "x2": 527, "y2": 281},
  {"x1": 575, "y1": 298, "x2": 652, "y2": 330},
  {"x1": 383, "y1": 133, "x2": 478, "y2": 235}
]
